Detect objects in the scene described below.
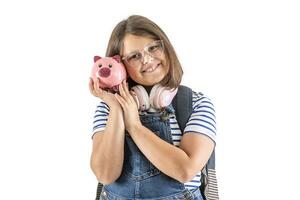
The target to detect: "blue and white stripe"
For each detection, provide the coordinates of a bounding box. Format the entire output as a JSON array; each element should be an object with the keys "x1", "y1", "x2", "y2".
[
  {"x1": 184, "y1": 92, "x2": 217, "y2": 143},
  {"x1": 91, "y1": 103, "x2": 109, "y2": 138}
]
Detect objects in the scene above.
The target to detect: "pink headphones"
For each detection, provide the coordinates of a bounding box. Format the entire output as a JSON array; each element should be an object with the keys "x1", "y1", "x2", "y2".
[{"x1": 130, "y1": 84, "x2": 178, "y2": 111}]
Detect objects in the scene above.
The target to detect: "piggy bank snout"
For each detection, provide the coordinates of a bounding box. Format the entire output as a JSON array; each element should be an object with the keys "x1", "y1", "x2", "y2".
[{"x1": 98, "y1": 67, "x2": 111, "y2": 78}]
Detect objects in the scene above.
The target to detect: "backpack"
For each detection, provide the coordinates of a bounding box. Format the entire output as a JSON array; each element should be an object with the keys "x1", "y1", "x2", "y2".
[{"x1": 95, "y1": 85, "x2": 219, "y2": 200}]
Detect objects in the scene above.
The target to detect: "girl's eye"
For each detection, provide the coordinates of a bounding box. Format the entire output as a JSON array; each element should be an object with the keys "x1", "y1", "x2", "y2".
[
  {"x1": 98, "y1": 64, "x2": 102, "y2": 68},
  {"x1": 148, "y1": 45, "x2": 159, "y2": 52},
  {"x1": 128, "y1": 53, "x2": 142, "y2": 61}
]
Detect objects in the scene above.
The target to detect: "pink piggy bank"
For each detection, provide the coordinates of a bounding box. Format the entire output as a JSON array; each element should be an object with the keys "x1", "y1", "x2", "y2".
[{"x1": 91, "y1": 55, "x2": 127, "y2": 92}]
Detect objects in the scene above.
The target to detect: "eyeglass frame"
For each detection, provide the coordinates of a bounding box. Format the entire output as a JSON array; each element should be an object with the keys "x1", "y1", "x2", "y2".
[{"x1": 121, "y1": 40, "x2": 164, "y2": 67}]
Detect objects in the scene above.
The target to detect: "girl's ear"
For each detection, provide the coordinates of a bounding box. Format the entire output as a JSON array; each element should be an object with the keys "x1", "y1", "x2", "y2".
[
  {"x1": 94, "y1": 56, "x2": 101, "y2": 63},
  {"x1": 112, "y1": 55, "x2": 121, "y2": 63}
]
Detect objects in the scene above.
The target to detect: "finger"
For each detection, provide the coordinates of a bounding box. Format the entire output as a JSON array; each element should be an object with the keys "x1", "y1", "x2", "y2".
[
  {"x1": 94, "y1": 78, "x2": 102, "y2": 93},
  {"x1": 89, "y1": 78, "x2": 99, "y2": 97},
  {"x1": 130, "y1": 90, "x2": 137, "y2": 98},
  {"x1": 123, "y1": 80, "x2": 135, "y2": 102},
  {"x1": 129, "y1": 90, "x2": 138, "y2": 104},
  {"x1": 123, "y1": 79, "x2": 131, "y2": 96},
  {"x1": 93, "y1": 77, "x2": 99, "y2": 91},
  {"x1": 119, "y1": 81, "x2": 127, "y2": 98},
  {"x1": 94, "y1": 78, "x2": 106, "y2": 97},
  {"x1": 114, "y1": 93, "x2": 125, "y2": 108},
  {"x1": 89, "y1": 78, "x2": 95, "y2": 93}
]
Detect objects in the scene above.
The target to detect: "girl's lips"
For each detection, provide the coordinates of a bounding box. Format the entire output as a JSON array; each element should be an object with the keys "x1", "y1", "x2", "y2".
[{"x1": 142, "y1": 63, "x2": 161, "y2": 73}]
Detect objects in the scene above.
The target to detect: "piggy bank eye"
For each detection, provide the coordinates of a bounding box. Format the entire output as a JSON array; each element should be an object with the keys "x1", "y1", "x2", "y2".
[
  {"x1": 109, "y1": 64, "x2": 112, "y2": 68},
  {"x1": 98, "y1": 64, "x2": 102, "y2": 68}
]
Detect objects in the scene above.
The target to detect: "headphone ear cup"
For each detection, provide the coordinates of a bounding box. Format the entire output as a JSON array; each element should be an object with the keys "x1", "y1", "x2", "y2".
[
  {"x1": 131, "y1": 85, "x2": 150, "y2": 111},
  {"x1": 150, "y1": 85, "x2": 178, "y2": 109},
  {"x1": 149, "y1": 84, "x2": 163, "y2": 109},
  {"x1": 159, "y1": 87, "x2": 178, "y2": 108}
]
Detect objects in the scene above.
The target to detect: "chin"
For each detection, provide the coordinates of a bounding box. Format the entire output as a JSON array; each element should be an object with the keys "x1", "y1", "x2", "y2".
[
  {"x1": 131, "y1": 67, "x2": 169, "y2": 86},
  {"x1": 142, "y1": 77, "x2": 165, "y2": 86}
]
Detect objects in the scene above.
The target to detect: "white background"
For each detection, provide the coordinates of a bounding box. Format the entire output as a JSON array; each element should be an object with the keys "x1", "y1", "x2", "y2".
[{"x1": 0, "y1": 0, "x2": 299, "y2": 199}]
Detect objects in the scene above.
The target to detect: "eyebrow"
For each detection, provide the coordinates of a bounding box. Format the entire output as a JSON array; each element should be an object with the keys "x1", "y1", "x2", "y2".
[
  {"x1": 122, "y1": 49, "x2": 141, "y2": 59},
  {"x1": 123, "y1": 40, "x2": 156, "y2": 58},
  {"x1": 128, "y1": 50, "x2": 140, "y2": 55}
]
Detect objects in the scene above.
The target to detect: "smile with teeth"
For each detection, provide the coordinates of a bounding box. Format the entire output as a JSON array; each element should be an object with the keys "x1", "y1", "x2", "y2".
[{"x1": 143, "y1": 63, "x2": 161, "y2": 73}]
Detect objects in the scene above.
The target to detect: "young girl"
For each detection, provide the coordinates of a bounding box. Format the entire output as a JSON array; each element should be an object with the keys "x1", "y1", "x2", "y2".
[{"x1": 89, "y1": 15, "x2": 216, "y2": 200}]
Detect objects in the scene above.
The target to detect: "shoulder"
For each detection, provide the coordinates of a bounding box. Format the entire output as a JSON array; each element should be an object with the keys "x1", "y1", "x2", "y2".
[
  {"x1": 191, "y1": 91, "x2": 215, "y2": 111},
  {"x1": 95, "y1": 101, "x2": 110, "y2": 114},
  {"x1": 177, "y1": 85, "x2": 214, "y2": 106},
  {"x1": 183, "y1": 90, "x2": 217, "y2": 142},
  {"x1": 91, "y1": 101, "x2": 109, "y2": 139}
]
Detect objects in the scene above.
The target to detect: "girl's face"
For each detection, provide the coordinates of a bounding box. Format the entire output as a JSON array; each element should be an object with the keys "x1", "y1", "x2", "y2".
[{"x1": 121, "y1": 34, "x2": 169, "y2": 86}]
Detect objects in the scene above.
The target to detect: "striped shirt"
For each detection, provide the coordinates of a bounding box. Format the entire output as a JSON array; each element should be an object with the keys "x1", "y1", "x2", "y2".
[{"x1": 91, "y1": 91, "x2": 217, "y2": 191}]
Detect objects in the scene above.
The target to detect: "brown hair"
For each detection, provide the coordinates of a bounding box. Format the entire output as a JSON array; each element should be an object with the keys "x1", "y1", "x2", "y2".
[{"x1": 105, "y1": 15, "x2": 183, "y2": 89}]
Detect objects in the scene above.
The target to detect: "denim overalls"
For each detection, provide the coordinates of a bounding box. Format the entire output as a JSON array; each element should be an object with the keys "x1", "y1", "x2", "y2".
[{"x1": 100, "y1": 105, "x2": 203, "y2": 200}]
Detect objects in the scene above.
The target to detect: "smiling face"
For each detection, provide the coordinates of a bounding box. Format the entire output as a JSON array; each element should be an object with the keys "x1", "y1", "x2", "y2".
[{"x1": 121, "y1": 34, "x2": 170, "y2": 86}]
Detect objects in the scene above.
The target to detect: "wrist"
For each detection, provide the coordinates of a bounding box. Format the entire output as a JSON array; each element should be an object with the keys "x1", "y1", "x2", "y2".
[
  {"x1": 109, "y1": 106, "x2": 123, "y2": 117},
  {"x1": 108, "y1": 106, "x2": 125, "y2": 130},
  {"x1": 127, "y1": 121, "x2": 143, "y2": 135},
  {"x1": 108, "y1": 103, "x2": 122, "y2": 111}
]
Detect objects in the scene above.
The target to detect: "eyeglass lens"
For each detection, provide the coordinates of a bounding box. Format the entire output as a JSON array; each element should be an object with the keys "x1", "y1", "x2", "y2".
[{"x1": 125, "y1": 40, "x2": 163, "y2": 66}]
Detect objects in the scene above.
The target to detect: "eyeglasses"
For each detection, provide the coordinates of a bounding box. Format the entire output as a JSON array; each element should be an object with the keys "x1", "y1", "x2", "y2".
[{"x1": 122, "y1": 40, "x2": 164, "y2": 67}]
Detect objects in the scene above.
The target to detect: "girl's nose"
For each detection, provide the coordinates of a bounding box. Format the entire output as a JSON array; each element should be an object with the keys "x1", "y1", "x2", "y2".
[{"x1": 142, "y1": 53, "x2": 154, "y2": 64}]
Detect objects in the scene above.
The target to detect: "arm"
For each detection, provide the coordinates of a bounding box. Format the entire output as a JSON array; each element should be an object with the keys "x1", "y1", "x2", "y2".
[
  {"x1": 90, "y1": 107, "x2": 125, "y2": 185},
  {"x1": 115, "y1": 82, "x2": 217, "y2": 182},
  {"x1": 128, "y1": 125, "x2": 214, "y2": 183},
  {"x1": 89, "y1": 78, "x2": 125, "y2": 184}
]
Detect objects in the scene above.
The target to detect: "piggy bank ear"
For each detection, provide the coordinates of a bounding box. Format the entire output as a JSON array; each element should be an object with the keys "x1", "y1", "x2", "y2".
[
  {"x1": 112, "y1": 55, "x2": 121, "y2": 63},
  {"x1": 94, "y1": 56, "x2": 102, "y2": 63}
]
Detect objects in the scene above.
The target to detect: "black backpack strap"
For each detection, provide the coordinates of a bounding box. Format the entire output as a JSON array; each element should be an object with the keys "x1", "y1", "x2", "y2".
[
  {"x1": 171, "y1": 85, "x2": 193, "y2": 133},
  {"x1": 200, "y1": 149, "x2": 219, "y2": 200},
  {"x1": 172, "y1": 85, "x2": 219, "y2": 200},
  {"x1": 95, "y1": 182, "x2": 102, "y2": 200}
]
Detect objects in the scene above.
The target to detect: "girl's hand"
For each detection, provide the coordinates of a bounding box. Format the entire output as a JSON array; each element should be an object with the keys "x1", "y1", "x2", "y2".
[
  {"x1": 89, "y1": 77, "x2": 121, "y2": 109},
  {"x1": 114, "y1": 80, "x2": 142, "y2": 132}
]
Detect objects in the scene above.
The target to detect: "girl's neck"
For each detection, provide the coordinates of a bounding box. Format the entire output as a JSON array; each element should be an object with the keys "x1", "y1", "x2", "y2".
[{"x1": 144, "y1": 85, "x2": 153, "y2": 94}]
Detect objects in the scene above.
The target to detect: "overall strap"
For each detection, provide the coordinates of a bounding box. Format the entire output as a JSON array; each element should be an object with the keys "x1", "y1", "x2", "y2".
[{"x1": 171, "y1": 85, "x2": 193, "y2": 133}]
